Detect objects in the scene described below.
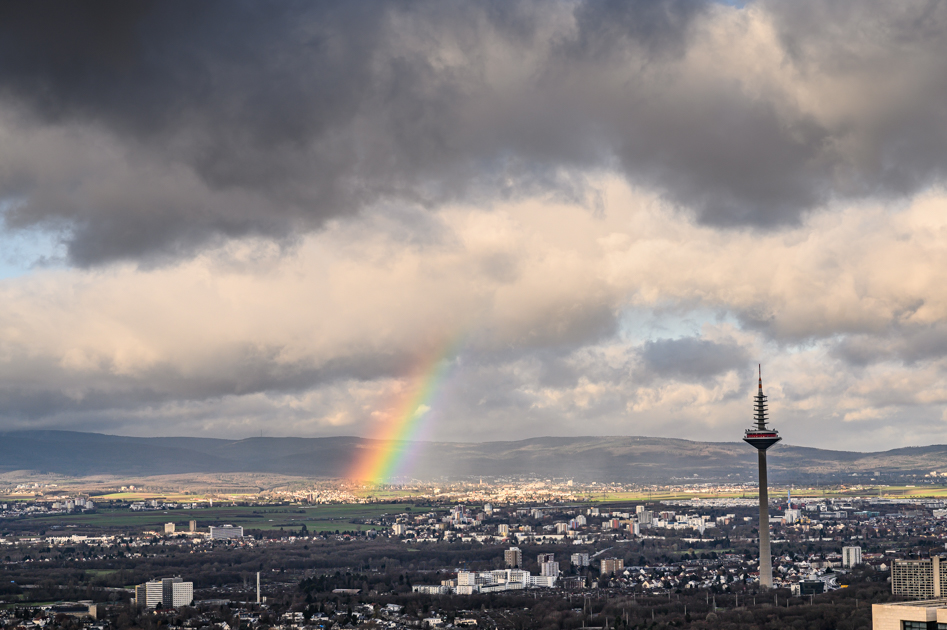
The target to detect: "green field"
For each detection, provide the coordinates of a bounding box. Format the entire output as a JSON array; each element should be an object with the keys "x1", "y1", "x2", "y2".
[
  {"x1": 10, "y1": 503, "x2": 435, "y2": 533},
  {"x1": 586, "y1": 485, "x2": 947, "y2": 503}
]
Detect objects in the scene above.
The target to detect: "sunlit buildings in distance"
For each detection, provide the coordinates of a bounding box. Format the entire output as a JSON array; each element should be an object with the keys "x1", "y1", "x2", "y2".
[{"x1": 164, "y1": 523, "x2": 175, "y2": 534}]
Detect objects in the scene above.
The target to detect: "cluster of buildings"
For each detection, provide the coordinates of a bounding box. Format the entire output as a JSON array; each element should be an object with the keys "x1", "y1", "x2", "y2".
[
  {"x1": 0, "y1": 497, "x2": 95, "y2": 518},
  {"x1": 130, "y1": 499, "x2": 209, "y2": 511},
  {"x1": 386, "y1": 502, "x2": 730, "y2": 545},
  {"x1": 413, "y1": 548, "x2": 561, "y2": 595}
]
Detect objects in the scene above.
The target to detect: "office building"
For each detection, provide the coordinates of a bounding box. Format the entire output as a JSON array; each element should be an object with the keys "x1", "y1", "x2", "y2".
[
  {"x1": 600, "y1": 558, "x2": 624, "y2": 574},
  {"x1": 209, "y1": 524, "x2": 244, "y2": 540},
  {"x1": 842, "y1": 546, "x2": 863, "y2": 568},
  {"x1": 505, "y1": 546, "x2": 523, "y2": 568},
  {"x1": 892, "y1": 558, "x2": 947, "y2": 599},
  {"x1": 164, "y1": 523, "x2": 175, "y2": 534},
  {"x1": 742, "y1": 366, "x2": 781, "y2": 589},
  {"x1": 872, "y1": 599, "x2": 947, "y2": 630}
]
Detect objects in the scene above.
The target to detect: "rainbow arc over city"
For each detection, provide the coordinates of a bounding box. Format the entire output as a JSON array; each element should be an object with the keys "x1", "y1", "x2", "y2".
[{"x1": 349, "y1": 336, "x2": 465, "y2": 484}]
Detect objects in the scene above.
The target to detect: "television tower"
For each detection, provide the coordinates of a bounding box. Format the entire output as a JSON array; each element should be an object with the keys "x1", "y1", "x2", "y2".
[{"x1": 743, "y1": 365, "x2": 780, "y2": 589}]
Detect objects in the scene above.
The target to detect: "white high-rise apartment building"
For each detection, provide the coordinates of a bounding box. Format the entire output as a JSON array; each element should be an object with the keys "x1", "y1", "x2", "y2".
[
  {"x1": 135, "y1": 581, "x2": 163, "y2": 608},
  {"x1": 540, "y1": 561, "x2": 559, "y2": 577},
  {"x1": 571, "y1": 553, "x2": 590, "y2": 567},
  {"x1": 209, "y1": 524, "x2": 244, "y2": 539},
  {"x1": 135, "y1": 577, "x2": 193, "y2": 609},
  {"x1": 164, "y1": 523, "x2": 175, "y2": 534},
  {"x1": 842, "y1": 546, "x2": 862, "y2": 568},
  {"x1": 171, "y1": 582, "x2": 193, "y2": 607}
]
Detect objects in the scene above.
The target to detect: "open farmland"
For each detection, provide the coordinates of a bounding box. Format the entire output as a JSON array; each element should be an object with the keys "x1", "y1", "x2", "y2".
[{"x1": 1, "y1": 502, "x2": 439, "y2": 535}]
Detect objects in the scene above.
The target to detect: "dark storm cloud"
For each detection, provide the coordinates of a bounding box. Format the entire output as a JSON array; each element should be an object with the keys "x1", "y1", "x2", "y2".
[
  {"x1": 832, "y1": 324, "x2": 947, "y2": 367},
  {"x1": 640, "y1": 336, "x2": 750, "y2": 381},
  {"x1": 3, "y1": 1, "x2": 947, "y2": 264}
]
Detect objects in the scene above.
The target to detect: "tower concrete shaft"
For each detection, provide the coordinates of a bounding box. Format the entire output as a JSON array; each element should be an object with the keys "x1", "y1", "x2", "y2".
[{"x1": 757, "y1": 449, "x2": 772, "y2": 589}]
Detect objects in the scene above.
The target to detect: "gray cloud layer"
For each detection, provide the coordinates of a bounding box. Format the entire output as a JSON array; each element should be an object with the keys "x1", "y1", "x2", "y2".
[
  {"x1": 3, "y1": 1, "x2": 947, "y2": 264},
  {"x1": 2, "y1": 1, "x2": 947, "y2": 450}
]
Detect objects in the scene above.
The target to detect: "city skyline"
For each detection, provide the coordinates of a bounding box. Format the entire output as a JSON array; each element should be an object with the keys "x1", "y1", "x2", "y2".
[{"x1": 2, "y1": 2, "x2": 947, "y2": 452}]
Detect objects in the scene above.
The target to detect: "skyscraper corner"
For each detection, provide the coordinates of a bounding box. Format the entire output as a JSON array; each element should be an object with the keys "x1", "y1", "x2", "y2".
[{"x1": 743, "y1": 365, "x2": 781, "y2": 589}]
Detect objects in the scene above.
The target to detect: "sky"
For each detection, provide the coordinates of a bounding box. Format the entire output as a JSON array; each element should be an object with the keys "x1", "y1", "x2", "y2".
[{"x1": 1, "y1": 0, "x2": 947, "y2": 451}]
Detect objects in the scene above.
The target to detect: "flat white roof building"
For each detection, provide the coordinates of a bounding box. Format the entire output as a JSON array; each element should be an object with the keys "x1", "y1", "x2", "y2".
[{"x1": 873, "y1": 599, "x2": 947, "y2": 630}]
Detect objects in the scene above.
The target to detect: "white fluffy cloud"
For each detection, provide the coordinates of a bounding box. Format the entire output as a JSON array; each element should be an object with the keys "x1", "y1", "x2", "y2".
[{"x1": 2, "y1": 181, "x2": 947, "y2": 449}]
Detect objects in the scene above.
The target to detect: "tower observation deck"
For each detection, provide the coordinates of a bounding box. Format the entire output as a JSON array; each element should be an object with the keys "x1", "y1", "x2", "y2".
[{"x1": 743, "y1": 365, "x2": 780, "y2": 589}]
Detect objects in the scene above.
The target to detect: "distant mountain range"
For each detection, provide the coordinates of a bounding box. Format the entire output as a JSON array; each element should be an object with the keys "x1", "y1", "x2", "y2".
[
  {"x1": 0, "y1": 431, "x2": 947, "y2": 483},
  {"x1": 0, "y1": 430, "x2": 944, "y2": 483}
]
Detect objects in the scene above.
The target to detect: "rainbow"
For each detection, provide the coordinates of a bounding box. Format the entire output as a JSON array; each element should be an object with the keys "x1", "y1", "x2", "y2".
[{"x1": 350, "y1": 337, "x2": 464, "y2": 484}]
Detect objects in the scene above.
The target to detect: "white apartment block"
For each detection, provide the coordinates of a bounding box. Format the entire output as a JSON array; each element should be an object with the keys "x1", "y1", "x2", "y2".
[
  {"x1": 209, "y1": 524, "x2": 244, "y2": 540},
  {"x1": 842, "y1": 546, "x2": 862, "y2": 568},
  {"x1": 135, "y1": 577, "x2": 193, "y2": 609}
]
